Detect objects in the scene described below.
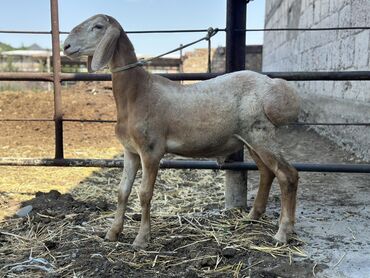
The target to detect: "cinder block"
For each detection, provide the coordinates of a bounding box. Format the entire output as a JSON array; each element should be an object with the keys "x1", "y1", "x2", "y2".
[
  {"x1": 330, "y1": 41, "x2": 341, "y2": 69},
  {"x1": 354, "y1": 31, "x2": 370, "y2": 69},
  {"x1": 339, "y1": 36, "x2": 355, "y2": 69},
  {"x1": 351, "y1": 0, "x2": 370, "y2": 27},
  {"x1": 338, "y1": 4, "x2": 352, "y2": 39},
  {"x1": 329, "y1": 0, "x2": 344, "y2": 13},
  {"x1": 313, "y1": 1, "x2": 321, "y2": 23},
  {"x1": 320, "y1": 0, "x2": 330, "y2": 19}
]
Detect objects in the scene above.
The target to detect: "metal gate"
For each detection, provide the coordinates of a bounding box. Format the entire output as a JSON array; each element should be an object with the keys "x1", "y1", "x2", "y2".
[{"x1": 0, "y1": 0, "x2": 369, "y2": 173}]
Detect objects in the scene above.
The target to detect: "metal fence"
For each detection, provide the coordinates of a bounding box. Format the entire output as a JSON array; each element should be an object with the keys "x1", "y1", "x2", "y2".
[{"x1": 0, "y1": 0, "x2": 369, "y2": 173}]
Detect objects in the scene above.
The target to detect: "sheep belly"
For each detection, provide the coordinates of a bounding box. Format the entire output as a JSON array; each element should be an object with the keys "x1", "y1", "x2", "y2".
[
  {"x1": 164, "y1": 99, "x2": 248, "y2": 157},
  {"x1": 166, "y1": 136, "x2": 243, "y2": 157}
]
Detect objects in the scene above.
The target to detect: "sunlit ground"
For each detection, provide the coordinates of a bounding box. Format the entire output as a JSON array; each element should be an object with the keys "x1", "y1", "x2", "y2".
[{"x1": 0, "y1": 86, "x2": 122, "y2": 219}]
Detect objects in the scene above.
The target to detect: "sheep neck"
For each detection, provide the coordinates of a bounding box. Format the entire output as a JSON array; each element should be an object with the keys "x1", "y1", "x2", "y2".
[
  {"x1": 110, "y1": 31, "x2": 138, "y2": 69},
  {"x1": 110, "y1": 31, "x2": 150, "y2": 123}
]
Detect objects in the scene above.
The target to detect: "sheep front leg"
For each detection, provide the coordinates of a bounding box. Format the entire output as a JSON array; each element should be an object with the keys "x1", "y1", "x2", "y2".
[
  {"x1": 106, "y1": 150, "x2": 140, "y2": 242},
  {"x1": 132, "y1": 153, "x2": 160, "y2": 249}
]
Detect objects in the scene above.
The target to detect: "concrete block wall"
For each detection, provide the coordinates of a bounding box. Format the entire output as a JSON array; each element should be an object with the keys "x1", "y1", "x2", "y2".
[{"x1": 263, "y1": 0, "x2": 370, "y2": 161}]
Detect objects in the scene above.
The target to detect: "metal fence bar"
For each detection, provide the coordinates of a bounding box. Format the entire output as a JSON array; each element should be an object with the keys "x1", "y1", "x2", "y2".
[
  {"x1": 0, "y1": 72, "x2": 54, "y2": 81},
  {"x1": 50, "y1": 0, "x2": 64, "y2": 159},
  {"x1": 59, "y1": 71, "x2": 370, "y2": 81},
  {"x1": 265, "y1": 71, "x2": 370, "y2": 81},
  {"x1": 241, "y1": 27, "x2": 370, "y2": 32},
  {"x1": 0, "y1": 157, "x2": 369, "y2": 173},
  {"x1": 288, "y1": 122, "x2": 370, "y2": 126},
  {"x1": 2, "y1": 71, "x2": 370, "y2": 82},
  {"x1": 0, "y1": 30, "x2": 52, "y2": 34},
  {"x1": 1, "y1": 118, "x2": 369, "y2": 126},
  {"x1": 0, "y1": 0, "x2": 369, "y2": 175},
  {"x1": 0, "y1": 118, "x2": 115, "y2": 123},
  {"x1": 59, "y1": 72, "x2": 223, "y2": 81},
  {"x1": 0, "y1": 118, "x2": 54, "y2": 122},
  {"x1": 63, "y1": 118, "x2": 116, "y2": 123}
]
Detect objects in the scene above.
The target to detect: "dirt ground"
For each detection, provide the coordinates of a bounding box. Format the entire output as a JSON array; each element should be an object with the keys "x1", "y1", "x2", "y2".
[
  {"x1": 0, "y1": 82, "x2": 122, "y2": 218},
  {"x1": 0, "y1": 81, "x2": 120, "y2": 159},
  {"x1": 0, "y1": 85, "x2": 369, "y2": 277}
]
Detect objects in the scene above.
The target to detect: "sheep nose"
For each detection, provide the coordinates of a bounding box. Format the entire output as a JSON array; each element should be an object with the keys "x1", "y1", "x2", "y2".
[{"x1": 64, "y1": 44, "x2": 71, "y2": 51}]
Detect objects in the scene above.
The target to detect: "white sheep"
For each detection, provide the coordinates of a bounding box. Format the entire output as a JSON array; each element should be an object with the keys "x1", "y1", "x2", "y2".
[{"x1": 64, "y1": 14, "x2": 300, "y2": 249}]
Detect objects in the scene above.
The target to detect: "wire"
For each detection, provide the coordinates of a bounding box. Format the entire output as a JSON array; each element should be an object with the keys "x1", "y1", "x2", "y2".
[
  {"x1": 3, "y1": 26, "x2": 370, "y2": 35},
  {"x1": 0, "y1": 28, "x2": 226, "y2": 35}
]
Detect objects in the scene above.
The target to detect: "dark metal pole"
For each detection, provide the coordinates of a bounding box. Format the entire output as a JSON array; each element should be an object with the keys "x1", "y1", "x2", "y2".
[
  {"x1": 224, "y1": 0, "x2": 248, "y2": 209},
  {"x1": 225, "y1": 0, "x2": 247, "y2": 161},
  {"x1": 226, "y1": 0, "x2": 247, "y2": 72},
  {"x1": 50, "y1": 0, "x2": 64, "y2": 159},
  {"x1": 1, "y1": 158, "x2": 369, "y2": 173},
  {"x1": 3, "y1": 71, "x2": 370, "y2": 82}
]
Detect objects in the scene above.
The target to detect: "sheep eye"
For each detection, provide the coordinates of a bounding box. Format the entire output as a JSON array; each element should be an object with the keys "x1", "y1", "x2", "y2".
[{"x1": 93, "y1": 24, "x2": 104, "y2": 30}]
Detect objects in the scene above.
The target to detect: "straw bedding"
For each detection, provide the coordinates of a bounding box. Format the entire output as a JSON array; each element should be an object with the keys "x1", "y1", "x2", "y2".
[{"x1": 0, "y1": 164, "x2": 318, "y2": 277}]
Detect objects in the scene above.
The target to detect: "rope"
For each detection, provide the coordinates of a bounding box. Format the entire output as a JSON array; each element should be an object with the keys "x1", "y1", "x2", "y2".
[{"x1": 111, "y1": 27, "x2": 219, "y2": 73}]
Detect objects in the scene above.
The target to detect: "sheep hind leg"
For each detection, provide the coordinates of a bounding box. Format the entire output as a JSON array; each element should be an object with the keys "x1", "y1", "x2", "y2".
[
  {"x1": 246, "y1": 147, "x2": 275, "y2": 220},
  {"x1": 246, "y1": 145, "x2": 298, "y2": 243},
  {"x1": 273, "y1": 157, "x2": 298, "y2": 243}
]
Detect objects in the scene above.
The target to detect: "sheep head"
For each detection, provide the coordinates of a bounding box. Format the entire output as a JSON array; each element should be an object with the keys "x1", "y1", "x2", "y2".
[{"x1": 63, "y1": 14, "x2": 121, "y2": 72}]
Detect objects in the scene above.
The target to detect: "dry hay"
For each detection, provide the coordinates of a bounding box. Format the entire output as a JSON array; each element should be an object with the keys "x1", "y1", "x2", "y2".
[{"x1": 0, "y1": 160, "x2": 316, "y2": 278}]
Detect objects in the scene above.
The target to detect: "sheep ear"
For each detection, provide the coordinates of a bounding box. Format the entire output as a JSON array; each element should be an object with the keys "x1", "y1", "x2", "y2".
[{"x1": 91, "y1": 27, "x2": 120, "y2": 71}]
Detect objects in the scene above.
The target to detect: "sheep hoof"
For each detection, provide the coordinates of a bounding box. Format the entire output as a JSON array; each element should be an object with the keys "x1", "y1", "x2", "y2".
[
  {"x1": 273, "y1": 232, "x2": 288, "y2": 244},
  {"x1": 132, "y1": 234, "x2": 150, "y2": 250},
  {"x1": 132, "y1": 240, "x2": 149, "y2": 250},
  {"x1": 247, "y1": 208, "x2": 263, "y2": 220},
  {"x1": 105, "y1": 230, "x2": 120, "y2": 242}
]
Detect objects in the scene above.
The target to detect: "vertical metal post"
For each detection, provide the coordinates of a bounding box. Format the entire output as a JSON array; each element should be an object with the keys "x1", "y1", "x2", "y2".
[
  {"x1": 225, "y1": 0, "x2": 247, "y2": 72},
  {"x1": 179, "y1": 44, "x2": 184, "y2": 73},
  {"x1": 207, "y1": 39, "x2": 212, "y2": 73},
  {"x1": 224, "y1": 0, "x2": 248, "y2": 209},
  {"x1": 50, "y1": 0, "x2": 64, "y2": 159}
]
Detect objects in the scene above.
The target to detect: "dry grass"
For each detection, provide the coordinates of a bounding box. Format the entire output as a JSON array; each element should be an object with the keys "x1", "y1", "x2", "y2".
[
  {"x1": 0, "y1": 216, "x2": 304, "y2": 276},
  {"x1": 0, "y1": 165, "x2": 307, "y2": 277}
]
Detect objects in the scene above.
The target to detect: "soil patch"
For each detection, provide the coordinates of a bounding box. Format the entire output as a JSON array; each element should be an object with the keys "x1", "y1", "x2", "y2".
[{"x1": 0, "y1": 189, "x2": 321, "y2": 277}]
